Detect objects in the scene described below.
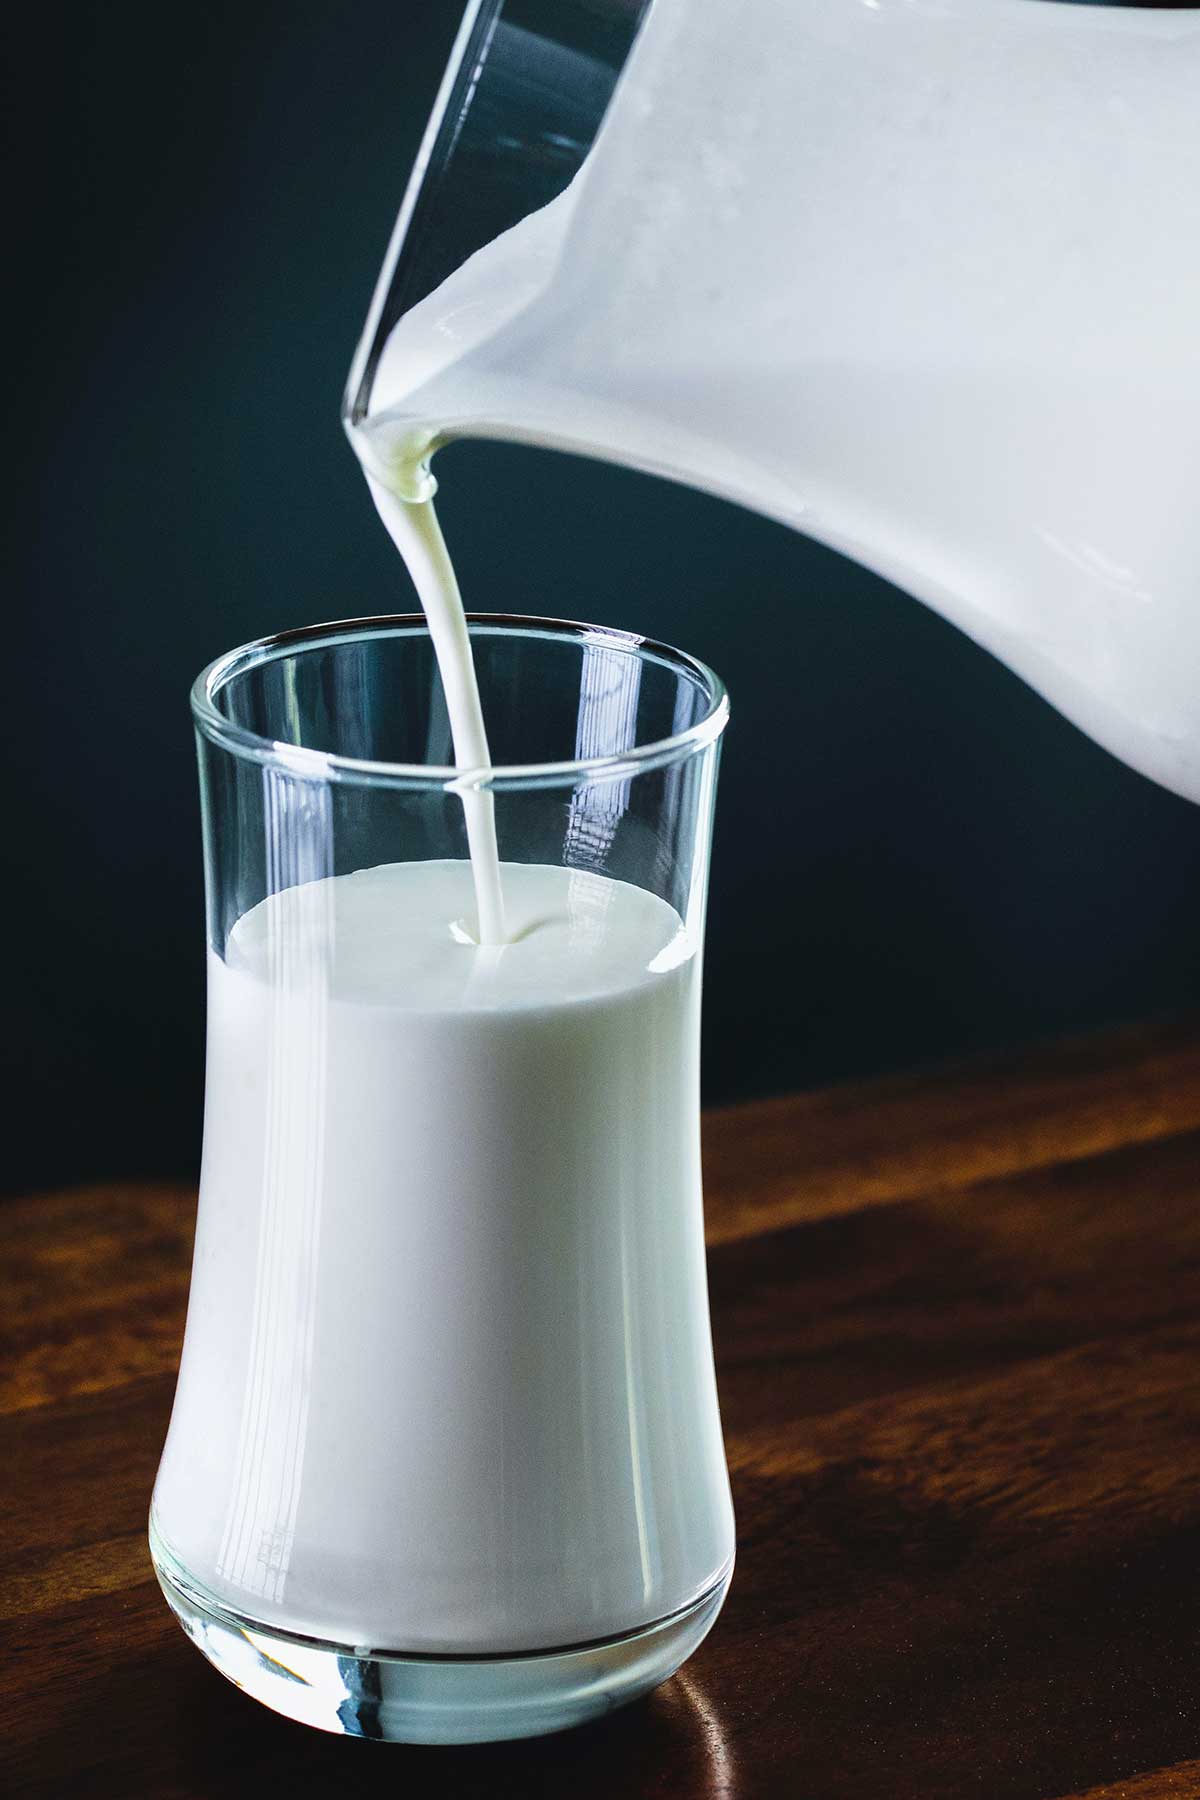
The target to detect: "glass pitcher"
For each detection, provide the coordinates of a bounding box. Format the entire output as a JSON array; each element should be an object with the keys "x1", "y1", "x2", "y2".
[{"x1": 346, "y1": 0, "x2": 1200, "y2": 805}]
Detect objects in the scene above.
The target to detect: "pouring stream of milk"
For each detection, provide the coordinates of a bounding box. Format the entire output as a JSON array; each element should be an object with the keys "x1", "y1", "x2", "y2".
[{"x1": 362, "y1": 470, "x2": 506, "y2": 944}]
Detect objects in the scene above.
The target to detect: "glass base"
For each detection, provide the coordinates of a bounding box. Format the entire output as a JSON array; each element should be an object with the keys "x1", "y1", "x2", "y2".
[{"x1": 150, "y1": 1525, "x2": 733, "y2": 1745}]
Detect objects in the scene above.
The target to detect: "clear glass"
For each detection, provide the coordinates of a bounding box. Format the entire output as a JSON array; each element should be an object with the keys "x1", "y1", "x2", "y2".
[{"x1": 150, "y1": 614, "x2": 734, "y2": 1744}]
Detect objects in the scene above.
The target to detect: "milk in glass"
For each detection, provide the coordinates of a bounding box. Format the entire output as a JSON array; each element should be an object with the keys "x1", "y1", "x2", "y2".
[{"x1": 154, "y1": 861, "x2": 732, "y2": 1651}]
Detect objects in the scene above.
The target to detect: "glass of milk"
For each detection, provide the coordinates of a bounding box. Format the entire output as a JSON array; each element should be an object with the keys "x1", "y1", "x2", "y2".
[{"x1": 150, "y1": 613, "x2": 734, "y2": 1744}]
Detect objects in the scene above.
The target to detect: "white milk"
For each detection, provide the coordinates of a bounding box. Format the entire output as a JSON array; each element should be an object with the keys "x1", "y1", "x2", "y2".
[
  {"x1": 364, "y1": 487, "x2": 506, "y2": 945},
  {"x1": 153, "y1": 860, "x2": 734, "y2": 1652},
  {"x1": 351, "y1": 0, "x2": 1200, "y2": 803}
]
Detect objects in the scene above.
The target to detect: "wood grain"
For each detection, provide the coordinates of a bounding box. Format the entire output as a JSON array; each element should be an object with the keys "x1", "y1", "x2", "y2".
[
  {"x1": 1063, "y1": 1769, "x2": 1200, "y2": 1800},
  {"x1": 4, "y1": 1014, "x2": 1200, "y2": 1799}
]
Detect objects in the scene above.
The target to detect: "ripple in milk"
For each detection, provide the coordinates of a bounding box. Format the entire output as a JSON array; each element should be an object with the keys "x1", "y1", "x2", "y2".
[{"x1": 153, "y1": 860, "x2": 734, "y2": 1652}]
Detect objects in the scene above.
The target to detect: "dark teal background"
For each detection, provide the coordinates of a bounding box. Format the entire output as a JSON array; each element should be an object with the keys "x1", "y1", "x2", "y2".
[{"x1": 9, "y1": 1, "x2": 1199, "y2": 1193}]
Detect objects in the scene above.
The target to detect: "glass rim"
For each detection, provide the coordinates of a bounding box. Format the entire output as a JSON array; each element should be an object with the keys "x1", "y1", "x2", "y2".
[{"x1": 191, "y1": 613, "x2": 729, "y2": 794}]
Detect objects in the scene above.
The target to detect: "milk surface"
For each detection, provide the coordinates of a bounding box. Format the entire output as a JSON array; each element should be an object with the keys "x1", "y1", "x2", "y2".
[
  {"x1": 352, "y1": 0, "x2": 1200, "y2": 802},
  {"x1": 153, "y1": 860, "x2": 734, "y2": 1652}
]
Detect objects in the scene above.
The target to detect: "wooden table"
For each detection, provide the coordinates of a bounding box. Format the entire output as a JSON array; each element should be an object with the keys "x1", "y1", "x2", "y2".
[{"x1": 7, "y1": 1017, "x2": 1200, "y2": 1799}]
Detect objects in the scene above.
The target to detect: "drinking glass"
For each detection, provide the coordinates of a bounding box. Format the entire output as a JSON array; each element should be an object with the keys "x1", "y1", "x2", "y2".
[{"x1": 150, "y1": 614, "x2": 734, "y2": 1744}]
